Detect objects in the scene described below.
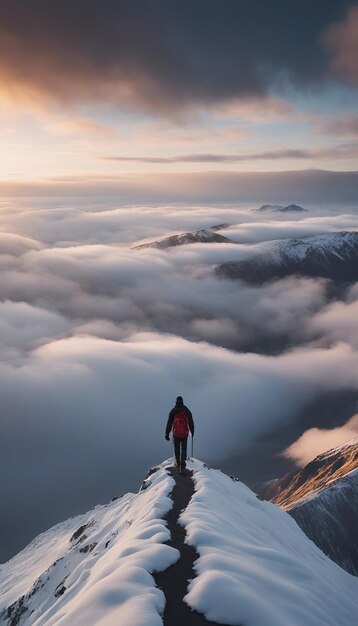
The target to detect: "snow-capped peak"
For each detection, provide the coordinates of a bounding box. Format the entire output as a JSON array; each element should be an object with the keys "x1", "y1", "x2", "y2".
[
  {"x1": 216, "y1": 230, "x2": 358, "y2": 283},
  {"x1": 278, "y1": 231, "x2": 358, "y2": 263},
  {"x1": 132, "y1": 228, "x2": 233, "y2": 249}
]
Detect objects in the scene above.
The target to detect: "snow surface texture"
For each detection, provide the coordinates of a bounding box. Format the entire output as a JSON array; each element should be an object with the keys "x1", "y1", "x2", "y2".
[
  {"x1": 216, "y1": 230, "x2": 358, "y2": 282},
  {"x1": 181, "y1": 460, "x2": 358, "y2": 626},
  {"x1": 278, "y1": 230, "x2": 358, "y2": 263},
  {"x1": 2, "y1": 458, "x2": 358, "y2": 626},
  {"x1": 0, "y1": 461, "x2": 177, "y2": 626}
]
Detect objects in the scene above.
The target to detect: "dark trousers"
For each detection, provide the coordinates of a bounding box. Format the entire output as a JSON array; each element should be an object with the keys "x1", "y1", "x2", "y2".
[{"x1": 173, "y1": 436, "x2": 188, "y2": 470}]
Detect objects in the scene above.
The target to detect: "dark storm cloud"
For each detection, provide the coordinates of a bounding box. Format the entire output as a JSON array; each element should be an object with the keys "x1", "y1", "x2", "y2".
[{"x1": 0, "y1": 0, "x2": 353, "y2": 113}]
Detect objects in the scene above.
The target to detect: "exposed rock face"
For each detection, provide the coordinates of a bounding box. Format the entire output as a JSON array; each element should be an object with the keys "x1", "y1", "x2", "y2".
[
  {"x1": 133, "y1": 228, "x2": 234, "y2": 249},
  {"x1": 261, "y1": 438, "x2": 358, "y2": 575},
  {"x1": 289, "y1": 471, "x2": 358, "y2": 575}
]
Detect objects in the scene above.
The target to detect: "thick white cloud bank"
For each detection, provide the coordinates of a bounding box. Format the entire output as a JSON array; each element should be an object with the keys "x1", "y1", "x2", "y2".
[
  {"x1": 2, "y1": 333, "x2": 357, "y2": 463},
  {"x1": 284, "y1": 414, "x2": 358, "y2": 466},
  {"x1": 0, "y1": 198, "x2": 357, "y2": 561}
]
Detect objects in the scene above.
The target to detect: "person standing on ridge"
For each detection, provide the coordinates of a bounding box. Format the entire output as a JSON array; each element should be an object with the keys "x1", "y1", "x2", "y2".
[{"x1": 165, "y1": 396, "x2": 194, "y2": 474}]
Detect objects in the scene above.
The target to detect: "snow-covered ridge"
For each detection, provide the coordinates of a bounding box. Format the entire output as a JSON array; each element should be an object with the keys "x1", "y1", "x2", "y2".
[
  {"x1": 256, "y1": 203, "x2": 308, "y2": 213},
  {"x1": 1, "y1": 458, "x2": 358, "y2": 626},
  {"x1": 0, "y1": 462, "x2": 177, "y2": 626},
  {"x1": 260, "y1": 438, "x2": 358, "y2": 576},
  {"x1": 262, "y1": 436, "x2": 358, "y2": 510},
  {"x1": 313, "y1": 434, "x2": 358, "y2": 461},
  {"x1": 278, "y1": 230, "x2": 358, "y2": 263},
  {"x1": 132, "y1": 228, "x2": 233, "y2": 249},
  {"x1": 289, "y1": 468, "x2": 358, "y2": 576},
  {"x1": 181, "y1": 460, "x2": 358, "y2": 626},
  {"x1": 216, "y1": 230, "x2": 358, "y2": 282}
]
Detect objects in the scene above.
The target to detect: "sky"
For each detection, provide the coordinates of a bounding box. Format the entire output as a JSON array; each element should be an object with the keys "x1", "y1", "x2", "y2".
[
  {"x1": 0, "y1": 0, "x2": 358, "y2": 194},
  {"x1": 1, "y1": 1, "x2": 358, "y2": 563}
]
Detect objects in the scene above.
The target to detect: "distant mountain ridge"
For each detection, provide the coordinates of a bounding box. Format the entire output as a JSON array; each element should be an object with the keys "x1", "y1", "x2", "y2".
[
  {"x1": 256, "y1": 203, "x2": 308, "y2": 213},
  {"x1": 260, "y1": 438, "x2": 358, "y2": 575},
  {"x1": 133, "y1": 228, "x2": 233, "y2": 249},
  {"x1": 216, "y1": 231, "x2": 358, "y2": 283}
]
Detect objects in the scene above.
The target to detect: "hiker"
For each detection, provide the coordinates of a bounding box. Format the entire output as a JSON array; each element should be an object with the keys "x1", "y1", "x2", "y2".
[{"x1": 165, "y1": 396, "x2": 194, "y2": 474}]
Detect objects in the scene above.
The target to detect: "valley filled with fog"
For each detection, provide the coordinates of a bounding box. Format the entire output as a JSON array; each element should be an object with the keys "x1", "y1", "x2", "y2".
[{"x1": 1, "y1": 198, "x2": 357, "y2": 562}]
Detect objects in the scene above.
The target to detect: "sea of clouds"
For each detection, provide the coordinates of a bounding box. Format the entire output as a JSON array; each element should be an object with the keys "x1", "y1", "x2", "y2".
[{"x1": 0, "y1": 199, "x2": 357, "y2": 561}]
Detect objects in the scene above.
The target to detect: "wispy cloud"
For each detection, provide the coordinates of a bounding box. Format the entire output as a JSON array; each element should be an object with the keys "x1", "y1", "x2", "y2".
[
  {"x1": 284, "y1": 414, "x2": 358, "y2": 466},
  {"x1": 103, "y1": 150, "x2": 312, "y2": 164},
  {"x1": 320, "y1": 115, "x2": 358, "y2": 138},
  {"x1": 103, "y1": 144, "x2": 358, "y2": 164}
]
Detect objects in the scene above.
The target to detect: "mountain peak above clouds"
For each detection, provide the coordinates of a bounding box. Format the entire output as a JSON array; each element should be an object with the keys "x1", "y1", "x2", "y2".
[
  {"x1": 216, "y1": 230, "x2": 358, "y2": 283},
  {"x1": 256, "y1": 204, "x2": 308, "y2": 213},
  {"x1": 280, "y1": 203, "x2": 308, "y2": 213},
  {"x1": 260, "y1": 437, "x2": 358, "y2": 575},
  {"x1": 261, "y1": 436, "x2": 358, "y2": 509},
  {"x1": 133, "y1": 228, "x2": 234, "y2": 249},
  {"x1": 1, "y1": 459, "x2": 357, "y2": 626}
]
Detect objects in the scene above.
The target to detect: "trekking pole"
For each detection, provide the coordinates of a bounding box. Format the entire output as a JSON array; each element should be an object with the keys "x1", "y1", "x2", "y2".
[{"x1": 191, "y1": 434, "x2": 194, "y2": 460}]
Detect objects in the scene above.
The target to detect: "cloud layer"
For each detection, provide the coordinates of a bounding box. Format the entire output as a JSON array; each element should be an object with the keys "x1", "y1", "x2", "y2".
[
  {"x1": 284, "y1": 414, "x2": 358, "y2": 466},
  {"x1": 1, "y1": 170, "x2": 358, "y2": 204},
  {"x1": 0, "y1": 199, "x2": 357, "y2": 562},
  {"x1": 0, "y1": 1, "x2": 353, "y2": 113}
]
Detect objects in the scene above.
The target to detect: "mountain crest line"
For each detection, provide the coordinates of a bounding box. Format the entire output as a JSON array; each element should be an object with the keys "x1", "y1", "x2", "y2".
[{"x1": 153, "y1": 465, "x2": 226, "y2": 626}]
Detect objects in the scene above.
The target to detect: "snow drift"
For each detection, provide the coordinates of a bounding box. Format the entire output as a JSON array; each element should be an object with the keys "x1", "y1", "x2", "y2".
[
  {"x1": 182, "y1": 460, "x2": 358, "y2": 626},
  {"x1": 0, "y1": 459, "x2": 357, "y2": 626},
  {"x1": 0, "y1": 463, "x2": 177, "y2": 626}
]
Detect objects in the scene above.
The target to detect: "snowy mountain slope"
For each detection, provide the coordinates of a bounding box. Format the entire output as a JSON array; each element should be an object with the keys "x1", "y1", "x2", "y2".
[
  {"x1": 290, "y1": 469, "x2": 358, "y2": 575},
  {"x1": 133, "y1": 229, "x2": 234, "y2": 249},
  {"x1": 0, "y1": 463, "x2": 177, "y2": 626},
  {"x1": 260, "y1": 438, "x2": 358, "y2": 575},
  {"x1": 181, "y1": 460, "x2": 358, "y2": 626},
  {"x1": 216, "y1": 231, "x2": 358, "y2": 283},
  {"x1": 1, "y1": 458, "x2": 358, "y2": 626},
  {"x1": 261, "y1": 437, "x2": 358, "y2": 508}
]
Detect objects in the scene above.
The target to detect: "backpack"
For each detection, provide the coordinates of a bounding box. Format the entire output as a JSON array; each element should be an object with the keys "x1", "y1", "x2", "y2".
[{"x1": 173, "y1": 411, "x2": 189, "y2": 437}]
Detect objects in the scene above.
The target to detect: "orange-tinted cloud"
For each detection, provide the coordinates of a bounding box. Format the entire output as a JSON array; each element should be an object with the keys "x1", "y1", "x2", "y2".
[
  {"x1": 0, "y1": 2, "x2": 353, "y2": 115},
  {"x1": 284, "y1": 415, "x2": 358, "y2": 466}
]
